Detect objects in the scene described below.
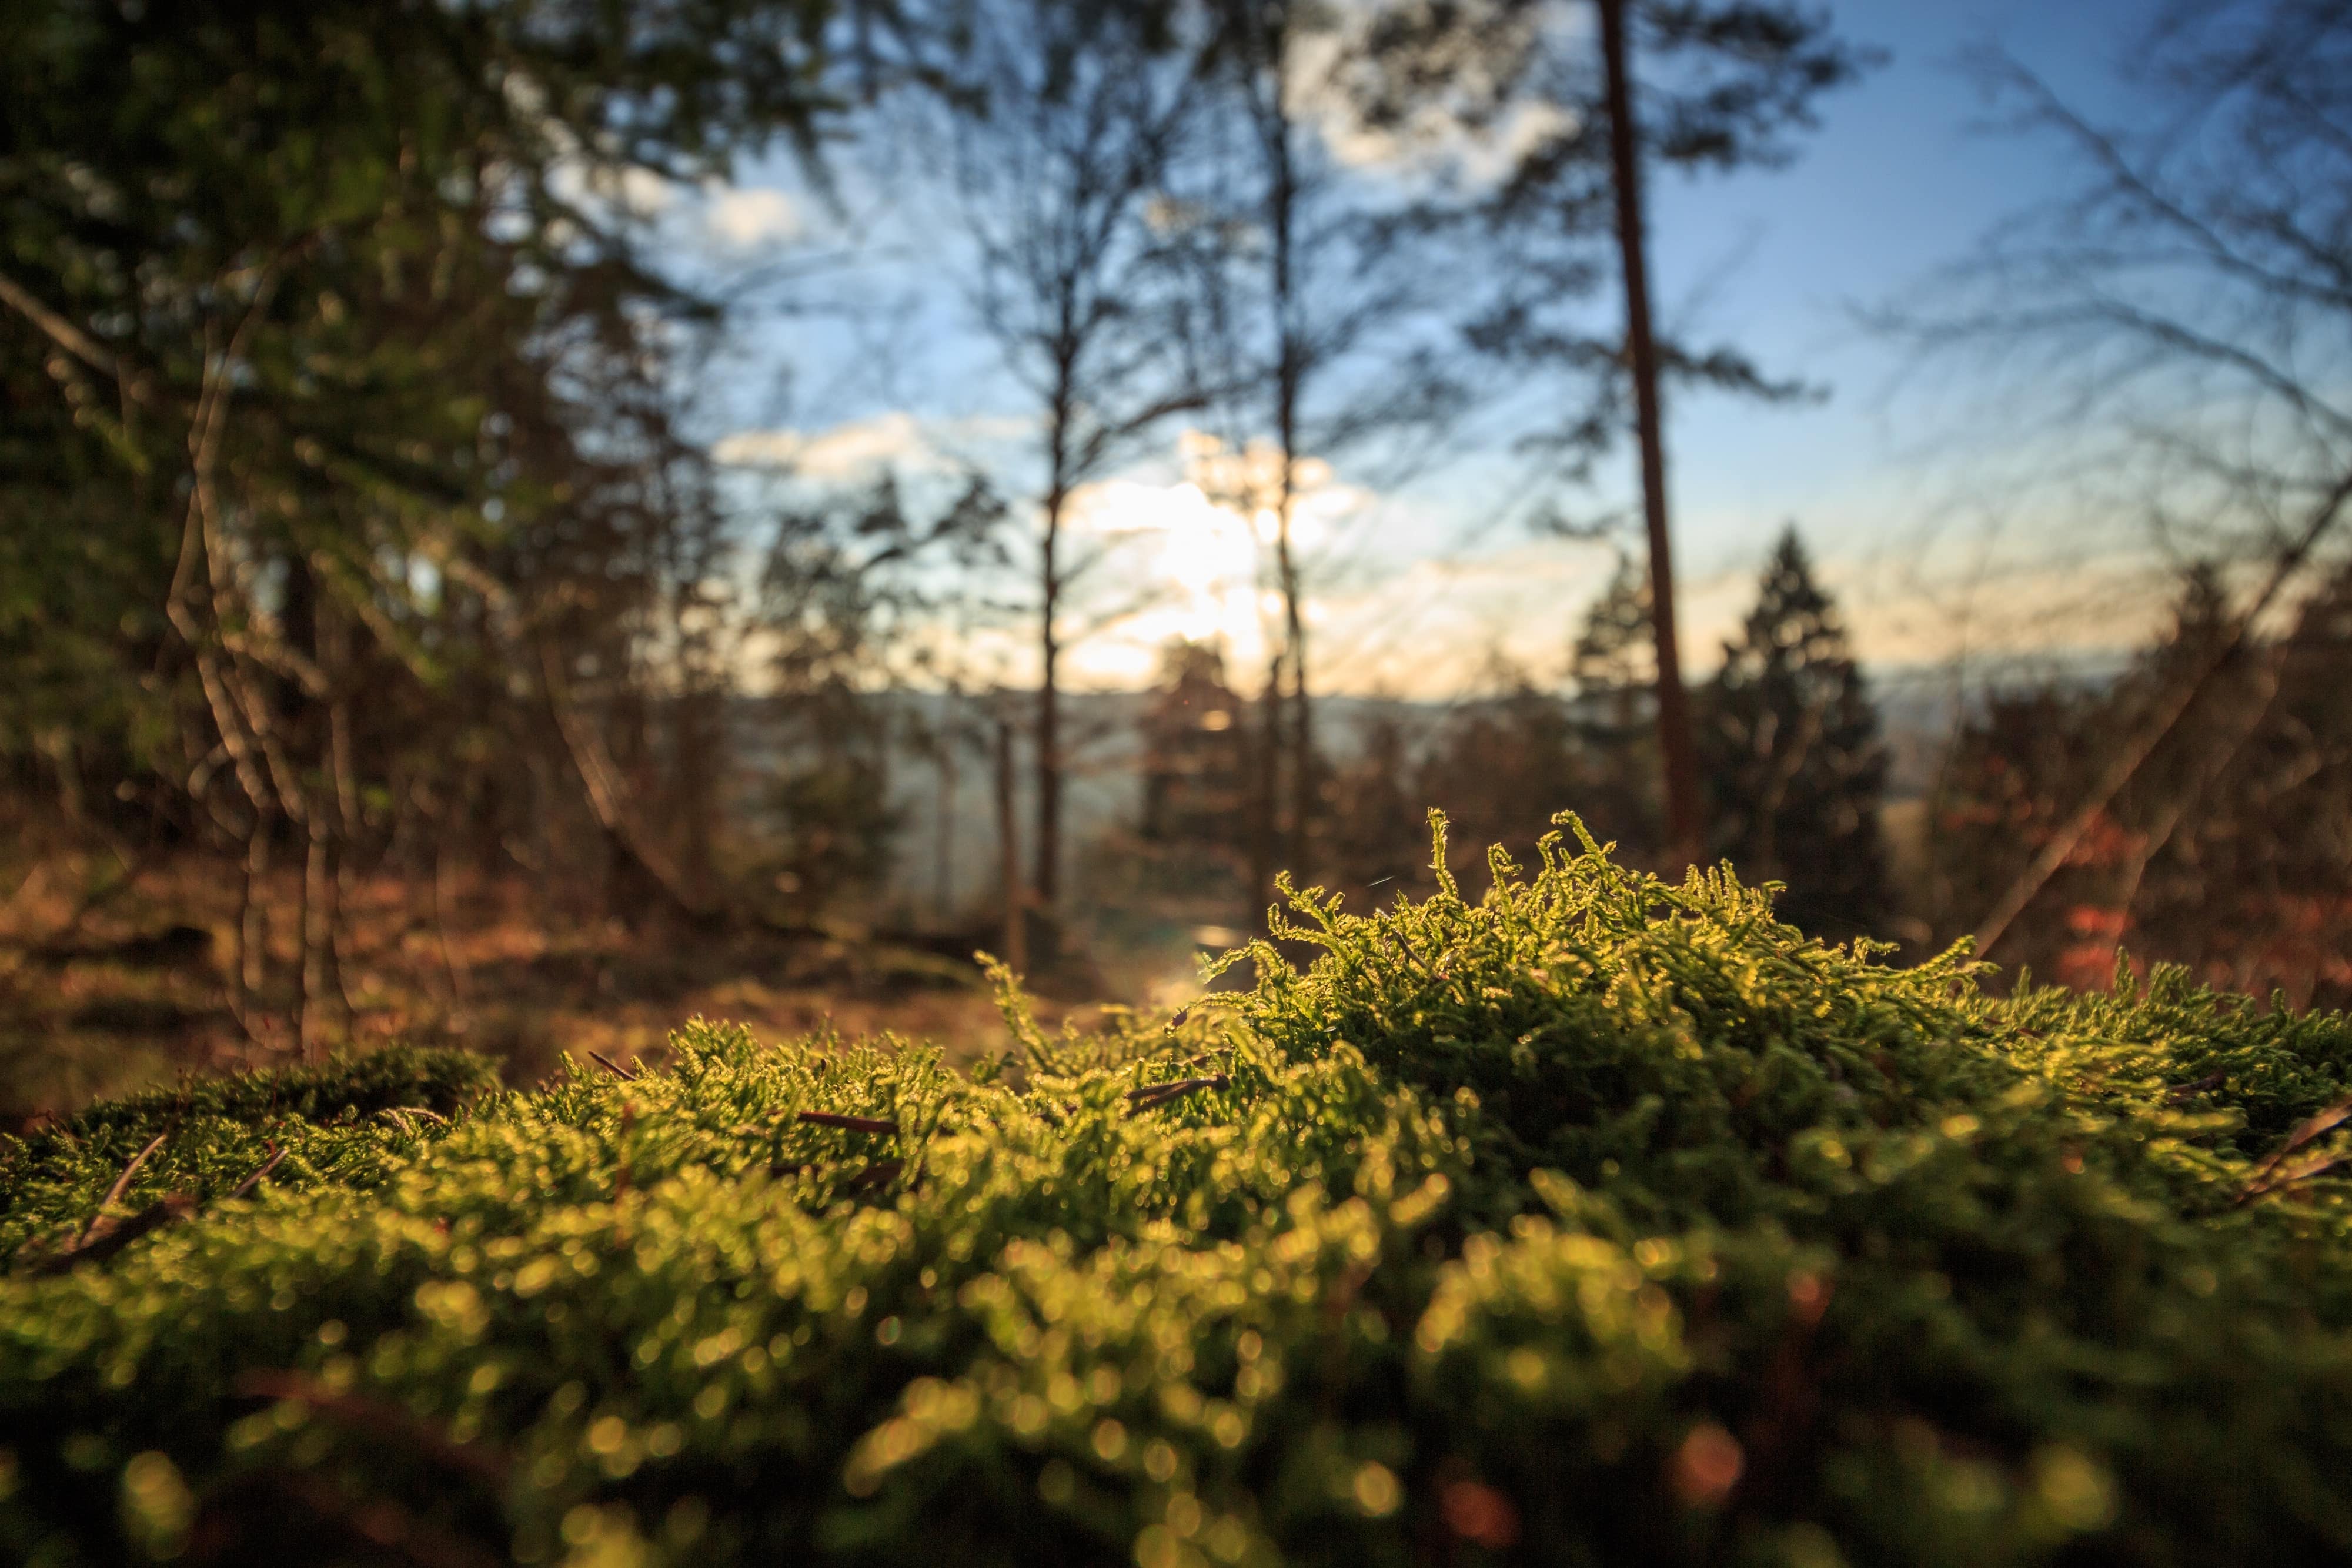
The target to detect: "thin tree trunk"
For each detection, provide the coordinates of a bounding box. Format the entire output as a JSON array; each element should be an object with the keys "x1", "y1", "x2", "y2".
[
  {"x1": 328, "y1": 688, "x2": 363, "y2": 1030},
  {"x1": 937, "y1": 731, "x2": 957, "y2": 926},
  {"x1": 237, "y1": 814, "x2": 274, "y2": 1041},
  {"x1": 538, "y1": 639, "x2": 711, "y2": 924},
  {"x1": 1599, "y1": 0, "x2": 1704, "y2": 866},
  {"x1": 1265, "y1": 54, "x2": 1315, "y2": 884},
  {"x1": 1278, "y1": 498, "x2": 1311, "y2": 878},
  {"x1": 299, "y1": 599, "x2": 359, "y2": 1055},
  {"x1": 1034, "y1": 466, "x2": 1067, "y2": 938},
  {"x1": 996, "y1": 714, "x2": 1027, "y2": 975},
  {"x1": 1250, "y1": 651, "x2": 1285, "y2": 924},
  {"x1": 298, "y1": 820, "x2": 336, "y2": 1059},
  {"x1": 2104, "y1": 646, "x2": 2282, "y2": 968}
]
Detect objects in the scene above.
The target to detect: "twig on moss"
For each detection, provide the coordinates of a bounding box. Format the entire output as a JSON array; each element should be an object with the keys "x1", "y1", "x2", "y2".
[
  {"x1": 2237, "y1": 1091, "x2": 2352, "y2": 1204},
  {"x1": 226, "y1": 1144, "x2": 286, "y2": 1202},
  {"x1": 82, "y1": 1131, "x2": 169, "y2": 1244},
  {"x1": 587, "y1": 1051, "x2": 640, "y2": 1081},
  {"x1": 2166, "y1": 1069, "x2": 2227, "y2": 1102},
  {"x1": 29, "y1": 1194, "x2": 197, "y2": 1276},
  {"x1": 28, "y1": 1138, "x2": 289, "y2": 1278},
  {"x1": 843, "y1": 1159, "x2": 906, "y2": 1196},
  {"x1": 799, "y1": 1111, "x2": 898, "y2": 1135}
]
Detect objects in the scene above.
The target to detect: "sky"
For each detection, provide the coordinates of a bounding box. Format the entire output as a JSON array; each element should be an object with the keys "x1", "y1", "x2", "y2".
[{"x1": 662, "y1": 0, "x2": 2187, "y2": 700}]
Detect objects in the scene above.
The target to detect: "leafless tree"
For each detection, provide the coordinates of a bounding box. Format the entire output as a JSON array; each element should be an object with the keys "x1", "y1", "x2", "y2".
[
  {"x1": 936, "y1": 0, "x2": 1211, "y2": 955},
  {"x1": 1882, "y1": 0, "x2": 2352, "y2": 958},
  {"x1": 1180, "y1": 0, "x2": 1478, "y2": 903}
]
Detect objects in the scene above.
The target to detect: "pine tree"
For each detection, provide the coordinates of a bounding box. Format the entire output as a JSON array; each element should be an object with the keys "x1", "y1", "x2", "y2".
[
  {"x1": 1139, "y1": 640, "x2": 1250, "y2": 854},
  {"x1": 1415, "y1": 655, "x2": 1580, "y2": 877},
  {"x1": 1108, "y1": 638, "x2": 1254, "y2": 912},
  {"x1": 1701, "y1": 527, "x2": 1890, "y2": 937},
  {"x1": 1566, "y1": 553, "x2": 1662, "y2": 858},
  {"x1": 2104, "y1": 561, "x2": 2352, "y2": 1006},
  {"x1": 1322, "y1": 707, "x2": 1422, "y2": 897}
]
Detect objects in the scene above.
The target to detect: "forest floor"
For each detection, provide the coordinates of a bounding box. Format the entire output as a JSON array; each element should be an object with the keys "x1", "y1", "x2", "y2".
[{"x1": 0, "y1": 820, "x2": 1183, "y2": 1128}]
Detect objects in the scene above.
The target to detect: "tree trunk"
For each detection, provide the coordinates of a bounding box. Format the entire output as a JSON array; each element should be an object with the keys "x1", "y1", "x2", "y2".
[
  {"x1": 996, "y1": 713, "x2": 1027, "y2": 975},
  {"x1": 298, "y1": 818, "x2": 338, "y2": 1059},
  {"x1": 673, "y1": 681, "x2": 717, "y2": 913},
  {"x1": 1277, "y1": 490, "x2": 1311, "y2": 881},
  {"x1": 1599, "y1": 0, "x2": 1705, "y2": 867},
  {"x1": 433, "y1": 803, "x2": 470, "y2": 1018},
  {"x1": 234, "y1": 813, "x2": 274, "y2": 1041},
  {"x1": 936, "y1": 727, "x2": 957, "y2": 927},
  {"x1": 1265, "y1": 55, "x2": 1315, "y2": 886},
  {"x1": 1249, "y1": 650, "x2": 1285, "y2": 926},
  {"x1": 1034, "y1": 470, "x2": 1065, "y2": 954}
]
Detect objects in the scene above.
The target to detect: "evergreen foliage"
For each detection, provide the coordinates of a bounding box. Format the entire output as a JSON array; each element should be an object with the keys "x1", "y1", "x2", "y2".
[
  {"x1": 0, "y1": 0, "x2": 845, "y2": 774},
  {"x1": 6, "y1": 817, "x2": 2352, "y2": 1564},
  {"x1": 1321, "y1": 710, "x2": 1425, "y2": 895},
  {"x1": 1700, "y1": 529, "x2": 1890, "y2": 938},
  {"x1": 753, "y1": 473, "x2": 1008, "y2": 910},
  {"x1": 1566, "y1": 554, "x2": 1663, "y2": 857},
  {"x1": 1414, "y1": 661, "x2": 1586, "y2": 878},
  {"x1": 1934, "y1": 561, "x2": 2352, "y2": 1004}
]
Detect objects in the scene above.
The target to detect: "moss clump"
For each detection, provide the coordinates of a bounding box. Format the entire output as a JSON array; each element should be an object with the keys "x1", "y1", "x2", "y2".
[
  {"x1": 4, "y1": 814, "x2": 2351, "y2": 1567},
  {"x1": 0, "y1": 1045, "x2": 503, "y2": 1270}
]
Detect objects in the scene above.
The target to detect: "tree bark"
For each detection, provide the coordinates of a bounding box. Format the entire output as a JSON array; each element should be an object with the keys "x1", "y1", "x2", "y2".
[
  {"x1": 1599, "y1": 0, "x2": 1705, "y2": 866},
  {"x1": 936, "y1": 724, "x2": 957, "y2": 926},
  {"x1": 1249, "y1": 649, "x2": 1285, "y2": 926},
  {"x1": 1035, "y1": 482, "x2": 1063, "y2": 919},
  {"x1": 537, "y1": 640, "x2": 713, "y2": 927},
  {"x1": 235, "y1": 813, "x2": 274, "y2": 1041},
  {"x1": 996, "y1": 712, "x2": 1027, "y2": 975},
  {"x1": 298, "y1": 818, "x2": 336, "y2": 1059},
  {"x1": 1264, "y1": 45, "x2": 1315, "y2": 885}
]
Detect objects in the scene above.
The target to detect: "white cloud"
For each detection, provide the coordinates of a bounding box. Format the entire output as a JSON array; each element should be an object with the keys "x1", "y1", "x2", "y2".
[
  {"x1": 715, "y1": 411, "x2": 927, "y2": 479},
  {"x1": 713, "y1": 411, "x2": 1030, "y2": 481},
  {"x1": 1288, "y1": 5, "x2": 1585, "y2": 187},
  {"x1": 705, "y1": 186, "x2": 801, "y2": 249}
]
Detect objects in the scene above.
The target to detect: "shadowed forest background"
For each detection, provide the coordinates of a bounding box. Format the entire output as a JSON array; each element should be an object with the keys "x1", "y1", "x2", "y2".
[{"x1": 5, "y1": 0, "x2": 2350, "y2": 1121}]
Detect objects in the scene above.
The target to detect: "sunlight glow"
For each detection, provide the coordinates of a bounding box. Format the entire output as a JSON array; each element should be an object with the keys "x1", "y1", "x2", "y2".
[
  {"x1": 1059, "y1": 432, "x2": 1377, "y2": 688},
  {"x1": 1067, "y1": 473, "x2": 1261, "y2": 662}
]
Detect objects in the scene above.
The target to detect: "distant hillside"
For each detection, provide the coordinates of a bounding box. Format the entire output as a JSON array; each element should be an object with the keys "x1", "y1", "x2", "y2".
[{"x1": 724, "y1": 661, "x2": 2123, "y2": 917}]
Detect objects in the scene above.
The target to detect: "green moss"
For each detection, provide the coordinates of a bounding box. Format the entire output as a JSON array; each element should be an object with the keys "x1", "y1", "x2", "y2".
[
  {"x1": 0, "y1": 1046, "x2": 505, "y2": 1270},
  {"x1": 4, "y1": 815, "x2": 2350, "y2": 1566}
]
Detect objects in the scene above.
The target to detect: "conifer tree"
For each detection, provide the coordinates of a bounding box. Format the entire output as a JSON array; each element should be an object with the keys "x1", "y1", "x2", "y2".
[
  {"x1": 1322, "y1": 707, "x2": 1422, "y2": 897},
  {"x1": 1700, "y1": 526, "x2": 1890, "y2": 935},
  {"x1": 1565, "y1": 554, "x2": 1662, "y2": 857},
  {"x1": 1415, "y1": 656, "x2": 1580, "y2": 875}
]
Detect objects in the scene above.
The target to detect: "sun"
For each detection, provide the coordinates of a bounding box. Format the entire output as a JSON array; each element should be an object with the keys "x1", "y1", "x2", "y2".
[
  {"x1": 1070, "y1": 477, "x2": 1264, "y2": 651},
  {"x1": 1154, "y1": 484, "x2": 1259, "y2": 614},
  {"x1": 1061, "y1": 437, "x2": 1368, "y2": 687}
]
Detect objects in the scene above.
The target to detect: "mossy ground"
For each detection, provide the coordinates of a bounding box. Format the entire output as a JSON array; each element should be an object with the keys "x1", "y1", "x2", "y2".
[{"x1": 5, "y1": 814, "x2": 2352, "y2": 1567}]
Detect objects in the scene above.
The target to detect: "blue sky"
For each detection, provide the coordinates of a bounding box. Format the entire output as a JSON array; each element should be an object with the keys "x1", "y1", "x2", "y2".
[{"x1": 676, "y1": 0, "x2": 2184, "y2": 697}]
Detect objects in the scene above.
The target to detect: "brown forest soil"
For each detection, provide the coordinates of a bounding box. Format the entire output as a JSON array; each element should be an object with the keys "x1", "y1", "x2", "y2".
[{"x1": 0, "y1": 830, "x2": 1154, "y2": 1126}]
